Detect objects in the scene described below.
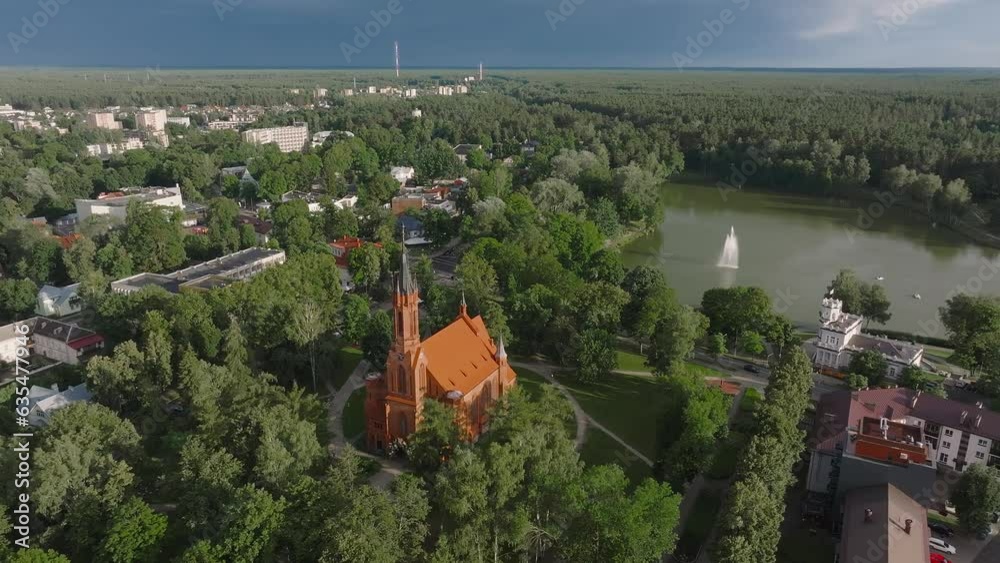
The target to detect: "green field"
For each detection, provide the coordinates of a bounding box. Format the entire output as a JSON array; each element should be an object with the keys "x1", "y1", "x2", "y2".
[
  {"x1": 561, "y1": 372, "x2": 671, "y2": 459},
  {"x1": 579, "y1": 426, "x2": 652, "y2": 487},
  {"x1": 330, "y1": 346, "x2": 364, "y2": 390},
  {"x1": 342, "y1": 387, "x2": 367, "y2": 443}
]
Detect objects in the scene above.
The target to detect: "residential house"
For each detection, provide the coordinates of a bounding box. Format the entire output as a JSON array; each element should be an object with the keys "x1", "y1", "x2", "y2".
[
  {"x1": 391, "y1": 166, "x2": 416, "y2": 186},
  {"x1": 391, "y1": 195, "x2": 426, "y2": 216},
  {"x1": 238, "y1": 216, "x2": 273, "y2": 245},
  {"x1": 27, "y1": 384, "x2": 93, "y2": 427},
  {"x1": 329, "y1": 236, "x2": 382, "y2": 268},
  {"x1": 453, "y1": 144, "x2": 482, "y2": 163},
  {"x1": 35, "y1": 284, "x2": 82, "y2": 318},
  {"x1": 398, "y1": 214, "x2": 429, "y2": 246},
  {"x1": 30, "y1": 318, "x2": 105, "y2": 365}
]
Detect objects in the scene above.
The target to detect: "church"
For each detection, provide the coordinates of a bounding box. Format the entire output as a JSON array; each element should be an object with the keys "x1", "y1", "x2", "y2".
[{"x1": 364, "y1": 250, "x2": 517, "y2": 452}]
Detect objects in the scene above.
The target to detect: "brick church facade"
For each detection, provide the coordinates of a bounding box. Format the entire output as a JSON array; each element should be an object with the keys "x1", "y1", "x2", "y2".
[{"x1": 364, "y1": 250, "x2": 516, "y2": 452}]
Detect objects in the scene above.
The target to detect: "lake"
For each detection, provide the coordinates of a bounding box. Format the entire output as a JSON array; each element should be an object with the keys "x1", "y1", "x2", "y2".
[{"x1": 622, "y1": 182, "x2": 1000, "y2": 334}]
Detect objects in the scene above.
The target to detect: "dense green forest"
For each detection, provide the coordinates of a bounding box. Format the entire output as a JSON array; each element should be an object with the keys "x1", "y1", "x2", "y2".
[{"x1": 2, "y1": 69, "x2": 1000, "y2": 562}]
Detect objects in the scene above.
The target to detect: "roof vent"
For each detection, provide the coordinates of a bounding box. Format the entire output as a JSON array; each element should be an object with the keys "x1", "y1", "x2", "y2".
[
  {"x1": 975, "y1": 414, "x2": 983, "y2": 428},
  {"x1": 904, "y1": 519, "x2": 913, "y2": 534},
  {"x1": 960, "y1": 411, "x2": 969, "y2": 424},
  {"x1": 976, "y1": 401, "x2": 984, "y2": 409},
  {"x1": 864, "y1": 508, "x2": 873, "y2": 523}
]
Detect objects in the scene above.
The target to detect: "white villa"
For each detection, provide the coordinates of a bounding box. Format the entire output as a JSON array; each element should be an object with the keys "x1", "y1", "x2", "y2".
[{"x1": 813, "y1": 295, "x2": 924, "y2": 379}]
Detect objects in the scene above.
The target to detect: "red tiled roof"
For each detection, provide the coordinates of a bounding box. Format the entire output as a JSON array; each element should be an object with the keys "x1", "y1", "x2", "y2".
[
  {"x1": 68, "y1": 333, "x2": 105, "y2": 350},
  {"x1": 420, "y1": 313, "x2": 515, "y2": 395}
]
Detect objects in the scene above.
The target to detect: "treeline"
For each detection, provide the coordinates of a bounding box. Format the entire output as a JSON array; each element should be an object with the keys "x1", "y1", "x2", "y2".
[{"x1": 714, "y1": 348, "x2": 815, "y2": 563}]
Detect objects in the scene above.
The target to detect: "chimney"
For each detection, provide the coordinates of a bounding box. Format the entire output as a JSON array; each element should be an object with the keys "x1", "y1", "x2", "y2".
[
  {"x1": 904, "y1": 519, "x2": 913, "y2": 534},
  {"x1": 864, "y1": 508, "x2": 873, "y2": 523},
  {"x1": 960, "y1": 411, "x2": 968, "y2": 424},
  {"x1": 976, "y1": 401, "x2": 984, "y2": 409}
]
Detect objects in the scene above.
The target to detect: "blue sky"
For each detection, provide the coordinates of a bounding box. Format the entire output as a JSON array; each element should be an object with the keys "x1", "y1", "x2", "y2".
[{"x1": 1, "y1": 0, "x2": 997, "y2": 68}]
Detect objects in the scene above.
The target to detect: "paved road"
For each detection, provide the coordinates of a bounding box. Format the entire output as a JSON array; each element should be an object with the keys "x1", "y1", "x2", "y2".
[{"x1": 970, "y1": 534, "x2": 1000, "y2": 563}]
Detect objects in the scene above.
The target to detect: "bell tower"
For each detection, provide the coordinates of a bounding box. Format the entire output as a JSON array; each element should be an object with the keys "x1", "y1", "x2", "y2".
[{"x1": 382, "y1": 247, "x2": 426, "y2": 443}]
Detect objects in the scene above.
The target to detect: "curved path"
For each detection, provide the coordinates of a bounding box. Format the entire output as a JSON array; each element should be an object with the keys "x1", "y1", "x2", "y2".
[{"x1": 512, "y1": 360, "x2": 653, "y2": 467}]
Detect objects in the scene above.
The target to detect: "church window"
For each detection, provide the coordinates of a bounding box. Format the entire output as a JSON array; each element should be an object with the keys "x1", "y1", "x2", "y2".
[{"x1": 397, "y1": 366, "x2": 408, "y2": 395}]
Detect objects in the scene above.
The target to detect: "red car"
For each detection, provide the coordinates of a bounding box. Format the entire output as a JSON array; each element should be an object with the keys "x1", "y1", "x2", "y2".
[{"x1": 930, "y1": 553, "x2": 952, "y2": 563}]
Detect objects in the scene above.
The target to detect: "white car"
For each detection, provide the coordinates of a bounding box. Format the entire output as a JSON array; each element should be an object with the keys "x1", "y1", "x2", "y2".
[{"x1": 929, "y1": 537, "x2": 957, "y2": 555}]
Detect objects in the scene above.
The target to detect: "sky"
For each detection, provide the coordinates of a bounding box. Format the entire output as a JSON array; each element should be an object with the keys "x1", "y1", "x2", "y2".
[{"x1": 1, "y1": 0, "x2": 998, "y2": 69}]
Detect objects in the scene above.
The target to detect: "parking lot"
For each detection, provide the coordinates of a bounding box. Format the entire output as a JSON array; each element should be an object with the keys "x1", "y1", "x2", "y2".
[{"x1": 933, "y1": 524, "x2": 999, "y2": 563}]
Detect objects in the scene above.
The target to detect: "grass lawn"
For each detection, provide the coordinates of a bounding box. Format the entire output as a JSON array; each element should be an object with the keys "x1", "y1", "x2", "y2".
[
  {"x1": 740, "y1": 388, "x2": 762, "y2": 412},
  {"x1": 706, "y1": 431, "x2": 745, "y2": 480},
  {"x1": 560, "y1": 372, "x2": 672, "y2": 459},
  {"x1": 330, "y1": 346, "x2": 363, "y2": 390},
  {"x1": 615, "y1": 348, "x2": 650, "y2": 372},
  {"x1": 579, "y1": 426, "x2": 652, "y2": 486},
  {"x1": 674, "y1": 489, "x2": 723, "y2": 561},
  {"x1": 342, "y1": 387, "x2": 367, "y2": 442}
]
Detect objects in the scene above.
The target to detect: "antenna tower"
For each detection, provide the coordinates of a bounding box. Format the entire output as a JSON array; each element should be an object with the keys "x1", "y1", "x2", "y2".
[{"x1": 395, "y1": 41, "x2": 400, "y2": 78}]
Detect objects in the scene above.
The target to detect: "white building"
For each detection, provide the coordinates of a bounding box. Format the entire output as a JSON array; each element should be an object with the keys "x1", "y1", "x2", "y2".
[
  {"x1": 312, "y1": 131, "x2": 333, "y2": 148},
  {"x1": 455, "y1": 85, "x2": 469, "y2": 94},
  {"x1": 136, "y1": 109, "x2": 167, "y2": 132},
  {"x1": 86, "y1": 135, "x2": 147, "y2": 159},
  {"x1": 30, "y1": 318, "x2": 105, "y2": 366},
  {"x1": 437, "y1": 86, "x2": 454, "y2": 96},
  {"x1": 167, "y1": 116, "x2": 191, "y2": 127},
  {"x1": 333, "y1": 195, "x2": 358, "y2": 210},
  {"x1": 0, "y1": 323, "x2": 25, "y2": 364},
  {"x1": 36, "y1": 284, "x2": 82, "y2": 318},
  {"x1": 411, "y1": 108, "x2": 423, "y2": 118},
  {"x1": 27, "y1": 384, "x2": 93, "y2": 427},
  {"x1": 342, "y1": 89, "x2": 355, "y2": 97},
  {"x1": 75, "y1": 185, "x2": 183, "y2": 222},
  {"x1": 86, "y1": 112, "x2": 121, "y2": 130},
  {"x1": 404, "y1": 89, "x2": 418, "y2": 99},
  {"x1": 242, "y1": 123, "x2": 309, "y2": 153},
  {"x1": 813, "y1": 296, "x2": 924, "y2": 379},
  {"x1": 391, "y1": 166, "x2": 415, "y2": 186},
  {"x1": 315, "y1": 87, "x2": 328, "y2": 98}
]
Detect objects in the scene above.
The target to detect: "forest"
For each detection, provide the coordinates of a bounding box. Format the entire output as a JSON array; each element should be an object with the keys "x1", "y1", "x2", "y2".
[{"x1": 1, "y1": 68, "x2": 1000, "y2": 562}]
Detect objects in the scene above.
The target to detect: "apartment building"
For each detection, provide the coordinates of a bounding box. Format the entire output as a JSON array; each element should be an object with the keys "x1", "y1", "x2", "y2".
[
  {"x1": 28, "y1": 317, "x2": 105, "y2": 366},
  {"x1": 807, "y1": 387, "x2": 1000, "y2": 517},
  {"x1": 136, "y1": 109, "x2": 167, "y2": 132},
  {"x1": 86, "y1": 112, "x2": 121, "y2": 130},
  {"x1": 167, "y1": 116, "x2": 191, "y2": 127},
  {"x1": 242, "y1": 123, "x2": 309, "y2": 153},
  {"x1": 75, "y1": 185, "x2": 183, "y2": 222}
]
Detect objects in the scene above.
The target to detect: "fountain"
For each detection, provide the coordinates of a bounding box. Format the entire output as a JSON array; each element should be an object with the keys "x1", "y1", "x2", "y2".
[{"x1": 717, "y1": 226, "x2": 740, "y2": 269}]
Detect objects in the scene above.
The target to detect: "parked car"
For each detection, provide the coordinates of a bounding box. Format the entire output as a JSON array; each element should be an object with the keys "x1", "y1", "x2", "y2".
[
  {"x1": 743, "y1": 364, "x2": 761, "y2": 374},
  {"x1": 928, "y1": 522, "x2": 954, "y2": 537},
  {"x1": 929, "y1": 538, "x2": 957, "y2": 555},
  {"x1": 930, "y1": 553, "x2": 952, "y2": 563}
]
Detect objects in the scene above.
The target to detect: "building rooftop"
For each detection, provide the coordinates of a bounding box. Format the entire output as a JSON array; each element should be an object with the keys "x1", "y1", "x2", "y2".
[
  {"x1": 848, "y1": 334, "x2": 924, "y2": 365},
  {"x1": 840, "y1": 484, "x2": 929, "y2": 563},
  {"x1": 112, "y1": 248, "x2": 285, "y2": 294},
  {"x1": 813, "y1": 387, "x2": 1000, "y2": 451},
  {"x1": 29, "y1": 318, "x2": 104, "y2": 350}
]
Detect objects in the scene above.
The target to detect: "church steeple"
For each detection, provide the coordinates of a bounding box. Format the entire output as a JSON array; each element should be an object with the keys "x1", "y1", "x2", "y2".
[
  {"x1": 459, "y1": 289, "x2": 468, "y2": 317},
  {"x1": 392, "y1": 245, "x2": 420, "y2": 352}
]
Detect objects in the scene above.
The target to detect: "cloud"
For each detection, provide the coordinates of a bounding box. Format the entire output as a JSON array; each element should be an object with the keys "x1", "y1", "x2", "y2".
[{"x1": 796, "y1": 0, "x2": 961, "y2": 40}]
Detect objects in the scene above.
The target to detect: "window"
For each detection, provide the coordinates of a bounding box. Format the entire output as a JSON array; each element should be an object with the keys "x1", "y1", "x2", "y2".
[
  {"x1": 976, "y1": 452, "x2": 986, "y2": 460},
  {"x1": 398, "y1": 413, "x2": 408, "y2": 436},
  {"x1": 978, "y1": 439, "x2": 989, "y2": 448},
  {"x1": 944, "y1": 428, "x2": 954, "y2": 437},
  {"x1": 939, "y1": 453, "x2": 949, "y2": 463},
  {"x1": 942, "y1": 441, "x2": 952, "y2": 450},
  {"x1": 396, "y1": 366, "x2": 408, "y2": 396}
]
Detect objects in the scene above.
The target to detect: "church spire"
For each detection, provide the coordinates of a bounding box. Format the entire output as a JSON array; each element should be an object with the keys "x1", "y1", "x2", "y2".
[
  {"x1": 459, "y1": 289, "x2": 468, "y2": 317},
  {"x1": 396, "y1": 229, "x2": 417, "y2": 296},
  {"x1": 495, "y1": 335, "x2": 507, "y2": 361}
]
